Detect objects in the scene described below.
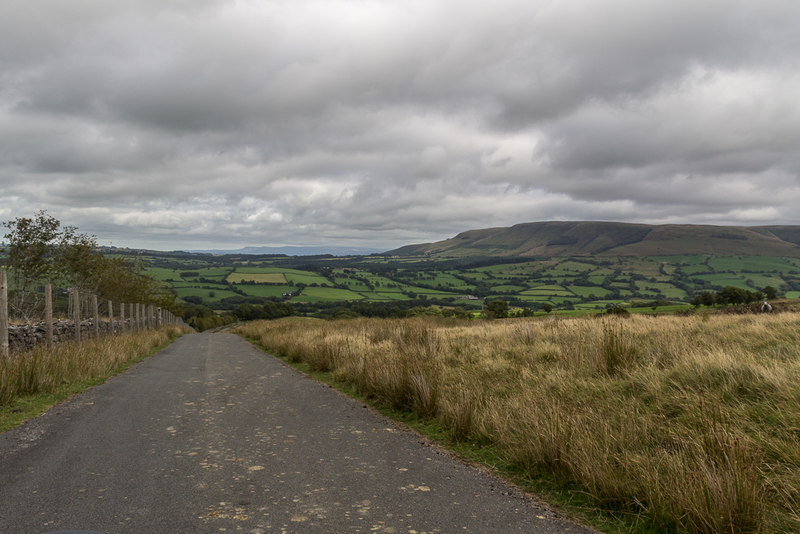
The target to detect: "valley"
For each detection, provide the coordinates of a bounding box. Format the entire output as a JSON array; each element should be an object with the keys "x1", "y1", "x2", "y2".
[
  {"x1": 118, "y1": 222, "x2": 800, "y2": 317},
  {"x1": 136, "y1": 250, "x2": 800, "y2": 315}
]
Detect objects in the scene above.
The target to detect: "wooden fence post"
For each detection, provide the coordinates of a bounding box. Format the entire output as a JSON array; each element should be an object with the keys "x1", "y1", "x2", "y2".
[
  {"x1": 73, "y1": 289, "x2": 81, "y2": 346},
  {"x1": 92, "y1": 294, "x2": 99, "y2": 338},
  {"x1": 0, "y1": 271, "x2": 8, "y2": 358},
  {"x1": 120, "y1": 302, "x2": 126, "y2": 333},
  {"x1": 135, "y1": 303, "x2": 140, "y2": 332},
  {"x1": 45, "y1": 284, "x2": 53, "y2": 350},
  {"x1": 108, "y1": 300, "x2": 113, "y2": 334}
]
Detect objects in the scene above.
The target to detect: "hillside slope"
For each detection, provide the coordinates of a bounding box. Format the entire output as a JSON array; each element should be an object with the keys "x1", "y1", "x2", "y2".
[{"x1": 388, "y1": 221, "x2": 800, "y2": 258}]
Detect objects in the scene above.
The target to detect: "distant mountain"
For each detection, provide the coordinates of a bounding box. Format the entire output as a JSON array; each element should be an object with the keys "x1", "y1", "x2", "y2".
[
  {"x1": 387, "y1": 221, "x2": 800, "y2": 258},
  {"x1": 189, "y1": 245, "x2": 384, "y2": 256}
]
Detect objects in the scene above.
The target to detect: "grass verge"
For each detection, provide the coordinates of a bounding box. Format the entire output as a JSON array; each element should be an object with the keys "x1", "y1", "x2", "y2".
[
  {"x1": 238, "y1": 323, "x2": 628, "y2": 533},
  {"x1": 0, "y1": 325, "x2": 189, "y2": 432},
  {"x1": 236, "y1": 314, "x2": 800, "y2": 534}
]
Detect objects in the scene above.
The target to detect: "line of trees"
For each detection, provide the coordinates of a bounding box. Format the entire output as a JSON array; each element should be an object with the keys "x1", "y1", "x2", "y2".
[
  {"x1": 2, "y1": 211, "x2": 178, "y2": 321},
  {"x1": 691, "y1": 285, "x2": 778, "y2": 308},
  {"x1": 233, "y1": 301, "x2": 295, "y2": 321}
]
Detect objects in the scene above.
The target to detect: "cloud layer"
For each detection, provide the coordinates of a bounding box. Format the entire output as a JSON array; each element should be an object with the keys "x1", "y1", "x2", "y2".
[{"x1": 2, "y1": 0, "x2": 799, "y2": 250}]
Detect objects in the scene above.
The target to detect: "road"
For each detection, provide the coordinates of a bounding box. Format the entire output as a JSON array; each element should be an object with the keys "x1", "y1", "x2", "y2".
[{"x1": 0, "y1": 332, "x2": 595, "y2": 533}]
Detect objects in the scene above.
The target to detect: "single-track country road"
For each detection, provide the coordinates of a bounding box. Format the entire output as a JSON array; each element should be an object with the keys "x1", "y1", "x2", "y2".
[{"x1": 0, "y1": 332, "x2": 595, "y2": 533}]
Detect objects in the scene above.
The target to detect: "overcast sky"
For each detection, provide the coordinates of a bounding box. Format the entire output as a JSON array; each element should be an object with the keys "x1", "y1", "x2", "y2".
[{"x1": 2, "y1": 1, "x2": 799, "y2": 251}]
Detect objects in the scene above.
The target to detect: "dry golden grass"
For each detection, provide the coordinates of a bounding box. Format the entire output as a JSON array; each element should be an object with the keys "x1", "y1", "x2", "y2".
[
  {"x1": 0, "y1": 325, "x2": 188, "y2": 406},
  {"x1": 238, "y1": 314, "x2": 800, "y2": 533}
]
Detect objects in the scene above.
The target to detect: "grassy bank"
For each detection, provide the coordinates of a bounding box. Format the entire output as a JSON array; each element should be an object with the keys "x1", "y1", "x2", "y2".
[
  {"x1": 0, "y1": 325, "x2": 188, "y2": 431},
  {"x1": 237, "y1": 314, "x2": 800, "y2": 533}
]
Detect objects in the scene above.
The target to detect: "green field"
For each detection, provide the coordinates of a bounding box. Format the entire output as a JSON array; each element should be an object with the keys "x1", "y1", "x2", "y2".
[
  {"x1": 574, "y1": 300, "x2": 624, "y2": 310},
  {"x1": 285, "y1": 273, "x2": 331, "y2": 285},
  {"x1": 175, "y1": 267, "x2": 232, "y2": 281},
  {"x1": 295, "y1": 287, "x2": 365, "y2": 302},
  {"x1": 490, "y1": 284, "x2": 527, "y2": 293},
  {"x1": 357, "y1": 291, "x2": 412, "y2": 301},
  {"x1": 332, "y1": 276, "x2": 373, "y2": 292},
  {"x1": 521, "y1": 284, "x2": 574, "y2": 297},
  {"x1": 135, "y1": 251, "x2": 799, "y2": 313},
  {"x1": 172, "y1": 286, "x2": 240, "y2": 302},
  {"x1": 691, "y1": 274, "x2": 752, "y2": 289},
  {"x1": 237, "y1": 285, "x2": 295, "y2": 298},
  {"x1": 144, "y1": 267, "x2": 178, "y2": 281},
  {"x1": 707, "y1": 256, "x2": 798, "y2": 272},
  {"x1": 227, "y1": 272, "x2": 287, "y2": 284},
  {"x1": 633, "y1": 281, "x2": 687, "y2": 299},
  {"x1": 567, "y1": 285, "x2": 613, "y2": 298}
]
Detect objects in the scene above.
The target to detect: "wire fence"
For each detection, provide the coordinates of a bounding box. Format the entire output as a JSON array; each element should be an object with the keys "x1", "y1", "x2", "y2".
[{"x1": 0, "y1": 271, "x2": 184, "y2": 356}]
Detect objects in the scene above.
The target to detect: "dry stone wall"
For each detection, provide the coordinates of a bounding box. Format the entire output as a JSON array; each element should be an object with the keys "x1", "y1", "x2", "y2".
[
  {"x1": 7, "y1": 319, "x2": 137, "y2": 351},
  {"x1": 1, "y1": 273, "x2": 185, "y2": 356}
]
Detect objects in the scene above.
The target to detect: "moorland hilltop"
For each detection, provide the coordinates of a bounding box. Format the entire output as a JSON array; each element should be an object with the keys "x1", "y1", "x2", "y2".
[{"x1": 389, "y1": 221, "x2": 800, "y2": 258}]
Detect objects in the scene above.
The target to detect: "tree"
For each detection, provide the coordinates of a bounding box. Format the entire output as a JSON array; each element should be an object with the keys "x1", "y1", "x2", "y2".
[
  {"x1": 2, "y1": 211, "x2": 179, "y2": 318},
  {"x1": 716, "y1": 286, "x2": 746, "y2": 305},
  {"x1": 485, "y1": 299, "x2": 509, "y2": 319},
  {"x1": 2, "y1": 210, "x2": 67, "y2": 284},
  {"x1": 605, "y1": 304, "x2": 629, "y2": 316},
  {"x1": 762, "y1": 285, "x2": 778, "y2": 300},
  {"x1": 715, "y1": 286, "x2": 762, "y2": 306},
  {"x1": 263, "y1": 301, "x2": 294, "y2": 319},
  {"x1": 235, "y1": 303, "x2": 265, "y2": 321},
  {"x1": 2, "y1": 211, "x2": 75, "y2": 319},
  {"x1": 542, "y1": 303, "x2": 554, "y2": 314}
]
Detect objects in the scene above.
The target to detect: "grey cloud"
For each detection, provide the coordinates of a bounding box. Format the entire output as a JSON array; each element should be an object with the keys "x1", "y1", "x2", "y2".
[{"x1": 2, "y1": 0, "x2": 800, "y2": 250}]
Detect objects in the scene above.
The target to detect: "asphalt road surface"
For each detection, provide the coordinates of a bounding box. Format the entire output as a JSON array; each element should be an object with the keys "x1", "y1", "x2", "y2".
[{"x1": 0, "y1": 333, "x2": 595, "y2": 533}]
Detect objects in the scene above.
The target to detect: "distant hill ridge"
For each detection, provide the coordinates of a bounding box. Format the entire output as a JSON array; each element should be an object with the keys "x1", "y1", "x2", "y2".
[{"x1": 388, "y1": 221, "x2": 800, "y2": 258}]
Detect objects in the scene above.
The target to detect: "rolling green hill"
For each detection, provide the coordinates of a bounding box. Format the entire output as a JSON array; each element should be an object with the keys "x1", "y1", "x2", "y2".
[
  {"x1": 389, "y1": 221, "x2": 800, "y2": 258},
  {"x1": 113, "y1": 221, "x2": 800, "y2": 316}
]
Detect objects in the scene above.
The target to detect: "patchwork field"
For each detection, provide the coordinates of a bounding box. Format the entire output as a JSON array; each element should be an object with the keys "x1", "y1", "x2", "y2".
[{"x1": 139, "y1": 252, "x2": 800, "y2": 313}]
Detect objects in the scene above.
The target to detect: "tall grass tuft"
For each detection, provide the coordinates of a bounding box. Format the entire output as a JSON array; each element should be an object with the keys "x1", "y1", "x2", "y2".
[
  {"x1": 0, "y1": 325, "x2": 187, "y2": 407},
  {"x1": 601, "y1": 319, "x2": 640, "y2": 376},
  {"x1": 236, "y1": 314, "x2": 800, "y2": 533}
]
